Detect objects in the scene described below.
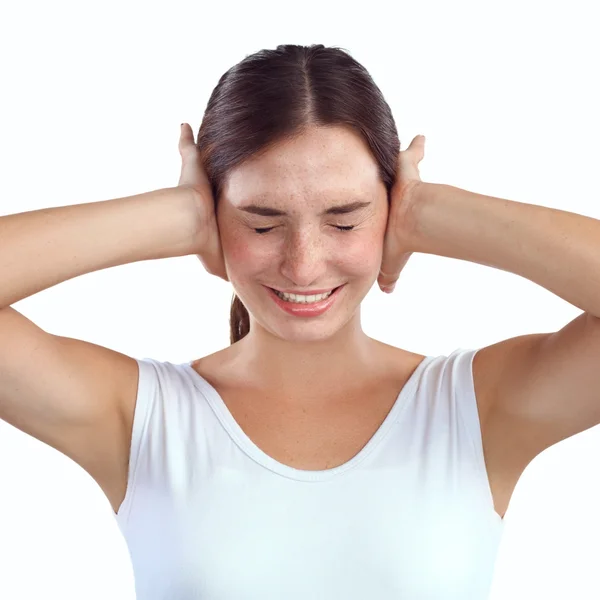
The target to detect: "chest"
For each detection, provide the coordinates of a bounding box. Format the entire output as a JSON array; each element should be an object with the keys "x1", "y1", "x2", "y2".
[
  {"x1": 217, "y1": 382, "x2": 403, "y2": 471},
  {"x1": 198, "y1": 351, "x2": 522, "y2": 520},
  {"x1": 132, "y1": 472, "x2": 497, "y2": 600}
]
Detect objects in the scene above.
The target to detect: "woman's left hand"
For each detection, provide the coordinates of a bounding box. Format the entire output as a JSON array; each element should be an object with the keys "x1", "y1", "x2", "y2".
[{"x1": 378, "y1": 134, "x2": 426, "y2": 293}]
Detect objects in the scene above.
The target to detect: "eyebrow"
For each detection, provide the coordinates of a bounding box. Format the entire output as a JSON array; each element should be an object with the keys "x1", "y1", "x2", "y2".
[{"x1": 237, "y1": 200, "x2": 372, "y2": 217}]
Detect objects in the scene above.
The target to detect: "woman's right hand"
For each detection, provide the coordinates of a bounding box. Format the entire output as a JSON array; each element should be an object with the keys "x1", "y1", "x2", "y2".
[{"x1": 178, "y1": 123, "x2": 229, "y2": 282}]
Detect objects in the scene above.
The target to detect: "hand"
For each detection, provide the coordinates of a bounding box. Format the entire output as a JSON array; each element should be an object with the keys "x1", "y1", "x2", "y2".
[
  {"x1": 178, "y1": 123, "x2": 229, "y2": 282},
  {"x1": 378, "y1": 134, "x2": 426, "y2": 293}
]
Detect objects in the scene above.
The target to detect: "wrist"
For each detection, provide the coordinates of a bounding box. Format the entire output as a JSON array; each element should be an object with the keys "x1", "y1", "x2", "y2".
[
  {"x1": 398, "y1": 180, "x2": 429, "y2": 252},
  {"x1": 161, "y1": 185, "x2": 208, "y2": 256}
]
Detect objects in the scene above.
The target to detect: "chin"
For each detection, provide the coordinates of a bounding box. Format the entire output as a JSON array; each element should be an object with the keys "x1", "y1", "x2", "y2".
[
  {"x1": 263, "y1": 308, "x2": 358, "y2": 344},
  {"x1": 268, "y1": 325, "x2": 346, "y2": 344}
]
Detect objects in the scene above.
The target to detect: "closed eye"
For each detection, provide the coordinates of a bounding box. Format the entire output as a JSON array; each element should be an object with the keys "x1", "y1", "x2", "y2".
[{"x1": 253, "y1": 225, "x2": 357, "y2": 235}]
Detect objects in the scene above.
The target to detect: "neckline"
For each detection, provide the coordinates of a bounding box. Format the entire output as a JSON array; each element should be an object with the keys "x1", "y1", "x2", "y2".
[{"x1": 180, "y1": 355, "x2": 437, "y2": 482}]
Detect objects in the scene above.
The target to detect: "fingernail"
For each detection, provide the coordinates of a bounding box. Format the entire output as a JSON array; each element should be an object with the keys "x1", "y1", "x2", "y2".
[{"x1": 382, "y1": 284, "x2": 395, "y2": 294}]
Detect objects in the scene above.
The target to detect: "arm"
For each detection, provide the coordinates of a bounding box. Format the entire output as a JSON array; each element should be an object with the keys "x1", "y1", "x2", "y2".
[
  {"x1": 0, "y1": 184, "x2": 202, "y2": 480},
  {"x1": 407, "y1": 181, "x2": 600, "y2": 469},
  {"x1": 408, "y1": 182, "x2": 600, "y2": 319},
  {"x1": 0, "y1": 186, "x2": 200, "y2": 309}
]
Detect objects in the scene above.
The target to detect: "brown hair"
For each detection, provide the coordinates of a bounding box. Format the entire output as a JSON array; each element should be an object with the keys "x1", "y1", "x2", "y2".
[{"x1": 196, "y1": 44, "x2": 401, "y2": 345}]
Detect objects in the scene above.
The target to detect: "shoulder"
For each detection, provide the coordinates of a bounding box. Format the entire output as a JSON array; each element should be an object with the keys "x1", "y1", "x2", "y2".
[
  {"x1": 471, "y1": 334, "x2": 543, "y2": 427},
  {"x1": 372, "y1": 341, "x2": 429, "y2": 388}
]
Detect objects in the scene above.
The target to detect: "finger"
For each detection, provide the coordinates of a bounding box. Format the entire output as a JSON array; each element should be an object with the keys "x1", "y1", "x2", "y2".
[
  {"x1": 378, "y1": 219, "x2": 396, "y2": 290},
  {"x1": 402, "y1": 134, "x2": 426, "y2": 160},
  {"x1": 411, "y1": 134, "x2": 426, "y2": 159},
  {"x1": 179, "y1": 123, "x2": 195, "y2": 155},
  {"x1": 407, "y1": 134, "x2": 425, "y2": 148},
  {"x1": 178, "y1": 123, "x2": 200, "y2": 187},
  {"x1": 378, "y1": 252, "x2": 411, "y2": 292}
]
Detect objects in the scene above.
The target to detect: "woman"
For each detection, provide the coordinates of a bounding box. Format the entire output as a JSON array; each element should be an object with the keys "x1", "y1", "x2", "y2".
[{"x1": 1, "y1": 44, "x2": 599, "y2": 600}]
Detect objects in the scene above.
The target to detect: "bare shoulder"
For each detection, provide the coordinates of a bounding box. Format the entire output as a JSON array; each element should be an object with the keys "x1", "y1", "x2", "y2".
[
  {"x1": 0, "y1": 304, "x2": 141, "y2": 514},
  {"x1": 471, "y1": 333, "x2": 546, "y2": 427},
  {"x1": 373, "y1": 339, "x2": 425, "y2": 363},
  {"x1": 368, "y1": 340, "x2": 428, "y2": 387},
  {"x1": 472, "y1": 339, "x2": 510, "y2": 427},
  {"x1": 112, "y1": 350, "x2": 140, "y2": 430}
]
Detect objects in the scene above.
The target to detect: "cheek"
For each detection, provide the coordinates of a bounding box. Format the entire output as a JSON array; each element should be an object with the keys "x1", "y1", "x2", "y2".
[
  {"x1": 221, "y1": 230, "x2": 271, "y2": 276},
  {"x1": 221, "y1": 226, "x2": 384, "y2": 276},
  {"x1": 342, "y1": 234, "x2": 384, "y2": 273}
]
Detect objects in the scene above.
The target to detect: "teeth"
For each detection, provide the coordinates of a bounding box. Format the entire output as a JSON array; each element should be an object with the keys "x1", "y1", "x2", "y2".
[{"x1": 275, "y1": 289, "x2": 334, "y2": 303}]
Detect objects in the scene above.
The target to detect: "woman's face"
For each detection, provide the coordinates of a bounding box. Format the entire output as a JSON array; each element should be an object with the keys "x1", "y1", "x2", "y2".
[{"x1": 216, "y1": 124, "x2": 389, "y2": 343}]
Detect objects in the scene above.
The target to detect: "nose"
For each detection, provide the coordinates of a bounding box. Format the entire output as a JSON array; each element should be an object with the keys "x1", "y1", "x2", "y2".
[{"x1": 279, "y1": 228, "x2": 329, "y2": 286}]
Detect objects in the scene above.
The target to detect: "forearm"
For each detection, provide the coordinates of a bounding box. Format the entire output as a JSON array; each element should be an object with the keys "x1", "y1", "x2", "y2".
[
  {"x1": 408, "y1": 182, "x2": 600, "y2": 318},
  {"x1": 0, "y1": 186, "x2": 198, "y2": 309}
]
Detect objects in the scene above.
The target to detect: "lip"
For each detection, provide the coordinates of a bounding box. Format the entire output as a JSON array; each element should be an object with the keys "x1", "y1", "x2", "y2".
[
  {"x1": 267, "y1": 287, "x2": 341, "y2": 295},
  {"x1": 266, "y1": 284, "x2": 345, "y2": 317}
]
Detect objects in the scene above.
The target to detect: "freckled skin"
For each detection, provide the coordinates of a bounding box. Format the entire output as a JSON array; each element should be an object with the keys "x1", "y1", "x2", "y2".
[{"x1": 214, "y1": 124, "x2": 392, "y2": 391}]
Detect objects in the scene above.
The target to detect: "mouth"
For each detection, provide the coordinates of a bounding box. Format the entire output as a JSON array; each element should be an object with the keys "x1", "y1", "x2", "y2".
[
  {"x1": 267, "y1": 285, "x2": 343, "y2": 297},
  {"x1": 265, "y1": 284, "x2": 346, "y2": 316}
]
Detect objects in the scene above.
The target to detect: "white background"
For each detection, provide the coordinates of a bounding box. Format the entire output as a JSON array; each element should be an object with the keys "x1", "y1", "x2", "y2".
[{"x1": 1, "y1": 0, "x2": 599, "y2": 598}]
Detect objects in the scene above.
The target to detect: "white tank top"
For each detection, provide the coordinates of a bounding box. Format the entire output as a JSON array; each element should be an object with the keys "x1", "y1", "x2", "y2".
[{"x1": 114, "y1": 348, "x2": 504, "y2": 599}]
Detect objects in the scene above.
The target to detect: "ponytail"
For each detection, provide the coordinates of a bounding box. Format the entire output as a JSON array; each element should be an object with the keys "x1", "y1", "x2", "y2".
[{"x1": 230, "y1": 294, "x2": 250, "y2": 344}]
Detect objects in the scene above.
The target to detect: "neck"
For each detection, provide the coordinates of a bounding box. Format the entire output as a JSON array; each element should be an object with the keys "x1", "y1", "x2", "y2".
[{"x1": 228, "y1": 316, "x2": 381, "y2": 399}]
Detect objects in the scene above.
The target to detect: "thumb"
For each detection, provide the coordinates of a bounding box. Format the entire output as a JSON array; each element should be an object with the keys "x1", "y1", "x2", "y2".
[
  {"x1": 406, "y1": 134, "x2": 426, "y2": 160},
  {"x1": 408, "y1": 134, "x2": 425, "y2": 147},
  {"x1": 178, "y1": 123, "x2": 200, "y2": 188},
  {"x1": 179, "y1": 123, "x2": 196, "y2": 155}
]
